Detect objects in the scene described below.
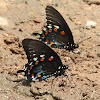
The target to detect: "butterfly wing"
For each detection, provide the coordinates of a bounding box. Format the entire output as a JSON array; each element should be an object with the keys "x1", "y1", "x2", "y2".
[
  {"x1": 18, "y1": 39, "x2": 68, "y2": 81},
  {"x1": 46, "y1": 6, "x2": 74, "y2": 44},
  {"x1": 33, "y1": 6, "x2": 78, "y2": 50},
  {"x1": 22, "y1": 39, "x2": 62, "y2": 64}
]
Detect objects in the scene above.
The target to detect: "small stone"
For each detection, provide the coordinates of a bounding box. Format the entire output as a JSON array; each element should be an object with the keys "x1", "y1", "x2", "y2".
[
  {"x1": 73, "y1": 49, "x2": 80, "y2": 54},
  {"x1": 80, "y1": 51, "x2": 87, "y2": 57},
  {"x1": 83, "y1": 0, "x2": 100, "y2": 5},
  {"x1": 97, "y1": 52, "x2": 100, "y2": 57},
  {"x1": 39, "y1": 89, "x2": 51, "y2": 95},
  {"x1": 82, "y1": 92, "x2": 87, "y2": 97},
  {"x1": 52, "y1": 91, "x2": 66, "y2": 100},
  {"x1": 30, "y1": 84, "x2": 39, "y2": 95},
  {"x1": 6, "y1": 74, "x2": 17, "y2": 81},
  {"x1": 39, "y1": 89, "x2": 47, "y2": 94},
  {"x1": 35, "y1": 96, "x2": 42, "y2": 99},
  {"x1": 17, "y1": 86, "x2": 33, "y2": 96},
  {"x1": 96, "y1": 33, "x2": 100, "y2": 36},
  {"x1": 86, "y1": 21, "x2": 96, "y2": 29},
  {"x1": 92, "y1": 69, "x2": 97, "y2": 73},
  {"x1": 43, "y1": 94, "x2": 54, "y2": 100},
  {"x1": 0, "y1": 17, "x2": 8, "y2": 25}
]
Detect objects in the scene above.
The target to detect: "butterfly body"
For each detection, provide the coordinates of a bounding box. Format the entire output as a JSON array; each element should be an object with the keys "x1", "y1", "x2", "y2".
[
  {"x1": 33, "y1": 6, "x2": 78, "y2": 50},
  {"x1": 17, "y1": 39, "x2": 68, "y2": 81}
]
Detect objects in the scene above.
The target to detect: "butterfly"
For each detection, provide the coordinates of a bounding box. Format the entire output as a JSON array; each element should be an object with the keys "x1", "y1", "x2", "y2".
[
  {"x1": 33, "y1": 6, "x2": 78, "y2": 50},
  {"x1": 17, "y1": 39, "x2": 68, "y2": 81}
]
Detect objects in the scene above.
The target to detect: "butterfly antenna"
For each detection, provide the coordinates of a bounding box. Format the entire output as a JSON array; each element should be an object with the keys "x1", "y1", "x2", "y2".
[
  {"x1": 59, "y1": 75, "x2": 66, "y2": 87},
  {"x1": 67, "y1": 74, "x2": 76, "y2": 88},
  {"x1": 70, "y1": 36, "x2": 91, "y2": 64},
  {"x1": 78, "y1": 37, "x2": 91, "y2": 44},
  {"x1": 51, "y1": 76, "x2": 57, "y2": 89},
  {"x1": 70, "y1": 56, "x2": 76, "y2": 64}
]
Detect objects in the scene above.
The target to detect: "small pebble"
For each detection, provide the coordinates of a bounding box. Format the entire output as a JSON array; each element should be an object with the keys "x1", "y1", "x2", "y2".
[
  {"x1": 86, "y1": 21, "x2": 96, "y2": 29},
  {"x1": 73, "y1": 49, "x2": 80, "y2": 54},
  {"x1": 6, "y1": 74, "x2": 18, "y2": 81},
  {"x1": 43, "y1": 94, "x2": 54, "y2": 100},
  {"x1": 83, "y1": 0, "x2": 100, "y2": 5},
  {"x1": 80, "y1": 51, "x2": 87, "y2": 57},
  {"x1": 96, "y1": 33, "x2": 100, "y2": 36},
  {"x1": 30, "y1": 84, "x2": 39, "y2": 95},
  {"x1": 97, "y1": 52, "x2": 100, "y2": 57},
  {"x1": 39, "y1": 89, "x2": 47, "y2": 94},
  {"x1": 17, "y1": 86, "x2": 33, "y2": 96}
]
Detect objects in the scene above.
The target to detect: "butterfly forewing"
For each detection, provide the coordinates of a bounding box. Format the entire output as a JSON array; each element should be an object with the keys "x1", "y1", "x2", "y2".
[
  {"x1": 46, "y1": 6, "x2": 74, "y2": 44},
  {"x1": 22, "y1": 39, "x2": 62, "y2": 64}
]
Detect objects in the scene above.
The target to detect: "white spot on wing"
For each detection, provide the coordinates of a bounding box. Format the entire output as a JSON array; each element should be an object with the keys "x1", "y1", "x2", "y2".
[
  {"x1": 43, "y1": 27, "x2": 47, "y2": 31},
  {"x1": 58, "y1": 66, "x2": 61, "y2": 69},
  {"x1": 58, "y1": 71, "x2": 60, "y2": 73},
  {"x1": 40, "y1": 54, "x2": 45, "y2": 57},
  {"x1": 66, "y1": 46, "x2": 69, "y2": 48},
  {"x1": 47, "y1": 25, "x2": 52, "y2": 28},
  {"x1": 33, "y1": 54, "x2": 36, "y2": 56},
  {"x1": 32, "y1": 78, "x2": 35, "y2": 81},
  {"x1": 54, "y1": 25, "x2": 59, "y2": 29},
  {"x1": 64, "y1": 46, "x2": 66, "y2": 48},
  {"x1": 31, "y1": 76, "x2": 34, "y2": 78},
  {"x1": 29, "y1": 62, "x2": 33, "y2": 65},
  {"x1": 39, "y1": 31, "x2": 43, "y2": 34},
  {"x1": 33, "y1": 57, "x2": 38, "y2": 61},
  {"x1": 51, "y1": 56, "x2": 54, "y2": 58},
  {"x1": 25, "y1": 76, "x2": 27, "y2": 80}
]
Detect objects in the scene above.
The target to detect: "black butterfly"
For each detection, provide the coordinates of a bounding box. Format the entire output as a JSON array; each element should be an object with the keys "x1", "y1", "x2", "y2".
[
  {"x1": 17, "y1": 39, "x2": 68, "y2": 81},
  {"x1": 33, "y1": 6, "x2": 78, "y2": 50}
]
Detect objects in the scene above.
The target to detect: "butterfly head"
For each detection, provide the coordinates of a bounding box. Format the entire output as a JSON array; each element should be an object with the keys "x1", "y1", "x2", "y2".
[
  {"x1": 73, "y1": 43, "x2": 79, "y2": 49},
  {"x1": 17, "y1": 63, "x2": 32, "y2": 77},
  {"x1": 17, "y1": 64, "x2": 29, "y2": 75},
  {"x1": 57, "y1": 64, "x2": 68, "y2": 76},
  {"x1": 65, "y1": 43, "x2": 79, "y2": 51}
]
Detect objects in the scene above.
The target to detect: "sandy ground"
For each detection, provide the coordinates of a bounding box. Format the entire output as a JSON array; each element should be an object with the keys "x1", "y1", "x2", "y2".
[{"x1": 0, "y1": 0, "x2": 100, "y2": 100}]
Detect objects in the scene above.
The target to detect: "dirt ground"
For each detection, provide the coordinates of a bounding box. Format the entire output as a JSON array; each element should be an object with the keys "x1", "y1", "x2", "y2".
[{"x1": 0, "y1": 0, "x2": 100, "y2": 100}]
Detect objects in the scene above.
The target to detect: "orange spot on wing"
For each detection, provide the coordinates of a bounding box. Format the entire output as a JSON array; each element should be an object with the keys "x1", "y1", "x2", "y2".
[
  {"x1": 37, "y1": 74, "x2": 41, "y2": 77},
  {"x1": 45, "y1": 39, "x2": 49, "y2": 43},
  {"x1": 35, "y1": 61, "x2": 39, "y2": 65},
  {"x1": 45, "y1": 32, "x2": 48, "y2": 35},
  {"x1": 40, "y1": 58, "x2": 44, "y2": 61},
  {"x1": 60, "y1": 31, "x2": 65, "y2": 35},
  {"x1": 28, "y1": 70, "x2": 30, "y2": 74},
  {"x1": 31, "y1": 73, "x2": 34, "y2": 77},
  {"x1": 50, "y1": 42, "x2": 54, "y2": 44},
  {"x1": 30, "y1": 66, "x2": 33, "y2": 70},
  {"x1": 48, "y1": 56, "x2": 54, "y2": 61},
  {"x1": 54, "y1": 28, "x2": 57, "y2": 32},
  {"x1": 42, "y1": 35, "x2": 45, "y2": 38},
  {"x1": 48, "y1": 29, "x2": 52, "y2": 33}
]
